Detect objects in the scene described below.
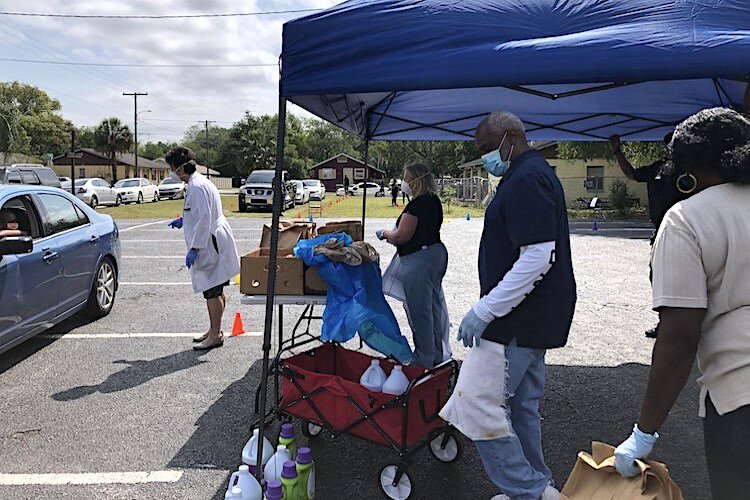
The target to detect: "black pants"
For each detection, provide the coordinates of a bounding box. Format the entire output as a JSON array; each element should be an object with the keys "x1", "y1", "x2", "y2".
[{"x1": 704, "y1": 396, "x2": 750, "y2": 499}]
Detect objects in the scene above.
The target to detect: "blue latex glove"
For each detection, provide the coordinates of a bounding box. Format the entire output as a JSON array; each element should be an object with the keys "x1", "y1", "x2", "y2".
[
  {"x1": 614, "y1": 424, "x2": 659, "y2": 477},
  {"x1": 457, "y1": 308, "x2": 490, "y2": 348},
  {"x1": 168, "y1": 217, "x2": 183, "y2": 229},
  {"x1": 185, "y1": 248, "x2": 198, "y2": 269},
  {"x1": 375, "y1": 229, "x2": 385, "y2": 240}
]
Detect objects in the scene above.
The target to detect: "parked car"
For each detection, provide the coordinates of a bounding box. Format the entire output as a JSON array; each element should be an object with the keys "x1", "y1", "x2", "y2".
[
  {"x1": 59, "y1": 176, "x2": 72, "y2": 191},
  {"x1": 158, "y1": 178, "x2": 186, "y2": 199},
  {"x1": 0, "y1": 184, "x2": 121, "y2": 355},
  {"x1": 0, "y1": 164, "x2": 62, "y2": 188},
  {"x1": 114, "y1": 178, "x2": 159, "y2": 204},
  {"x1": 74, "y1": 178, "x2": 121, "y2": 208},
  {"x1": 303, "y1": 179, "x2": 326, "y2": 200},
  {"x1": 338, "y1": 182, "x2": 389, "y2": 197},
  {"x1": 238, "y1": 169, "x2": 294, "y2": 212},
  {"x1": 291, "y1": 180, "x2": 310, "y2": 205}
]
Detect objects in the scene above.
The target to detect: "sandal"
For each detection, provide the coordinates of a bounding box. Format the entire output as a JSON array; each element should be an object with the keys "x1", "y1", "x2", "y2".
[{"x1": 193, "y1": 333, "x2": 224, "y2": 351}]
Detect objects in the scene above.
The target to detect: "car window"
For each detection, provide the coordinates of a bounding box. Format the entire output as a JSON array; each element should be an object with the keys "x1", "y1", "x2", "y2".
[
  {"x1": 74, "y1": 205, "x2": 90, "y2": 225},
  {"x1": 7, "y1": 170, "x2": 21, "y2": 184},
  {"x1": 75, "y1": 179, "x2": 88, "y2": 187},
  {"x1": 1, "y1": 195, "x2": 43, "y2": 239},
  {"x1": 35, "y1": 168, "x2": 60, "y2": 185},
  {"x1": 20, "y1": 171, "x2": 40, "y2": 185},
  {"x1": 38, "y1": 194, "x2": 87, "y2": 236},
  {"x1": 141, "y1": 179, "x2": 151, "y2": 186}
]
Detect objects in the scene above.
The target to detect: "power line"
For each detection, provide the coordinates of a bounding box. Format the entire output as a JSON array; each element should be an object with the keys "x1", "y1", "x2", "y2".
[
  {"x1": 0, "y1": 57, "x2": 276, "y2": 68},
  {"x1": 0, "y1": 8, "x2": 320, "y2": 19}
]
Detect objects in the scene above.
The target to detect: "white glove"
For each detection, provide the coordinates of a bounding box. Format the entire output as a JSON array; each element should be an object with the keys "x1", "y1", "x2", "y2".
[
  {"x1": 375, "y1": 229, "x2": 386, "y2": 240},
  {"x1": 614, "y1": 424, "x2": 659, "y2": 477}
]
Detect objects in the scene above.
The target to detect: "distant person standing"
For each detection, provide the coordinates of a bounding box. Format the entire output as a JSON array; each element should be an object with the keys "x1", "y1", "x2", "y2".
[
  {"x1": 343, "y1": 175, "x2": 350, "y2": 194},
  {"x1": 609, "y1": 133, "x2": 684, "y2": 339},
  {"x1": 390, "y1": 178, "x2": 399, "y2": 206}
]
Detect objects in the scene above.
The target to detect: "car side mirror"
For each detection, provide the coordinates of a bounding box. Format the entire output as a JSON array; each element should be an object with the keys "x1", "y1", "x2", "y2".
[{"x1": 0, "y1": 236, "x2": 33, "y2": 256}]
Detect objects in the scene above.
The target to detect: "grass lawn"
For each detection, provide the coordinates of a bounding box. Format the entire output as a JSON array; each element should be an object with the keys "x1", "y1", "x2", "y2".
[{"x1": 96, "y1": 194, "x2": 488, "y2": 220}]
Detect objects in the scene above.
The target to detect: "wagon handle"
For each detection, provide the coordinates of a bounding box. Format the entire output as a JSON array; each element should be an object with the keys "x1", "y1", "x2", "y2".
[
  {"x1": 405, "y1": 358, "x2": 457, "y2": 395},
  {"x1": 418, "y1": 389, "x2": 443, "y2": 423}
]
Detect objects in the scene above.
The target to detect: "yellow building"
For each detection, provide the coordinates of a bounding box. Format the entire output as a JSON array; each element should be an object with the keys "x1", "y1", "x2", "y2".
[
  {"x1": 51, "y1": 148, "x2": 170, "y2": 183},
  {"x1": 457, "y1": 142, "x2": 649, "y2": 207}
]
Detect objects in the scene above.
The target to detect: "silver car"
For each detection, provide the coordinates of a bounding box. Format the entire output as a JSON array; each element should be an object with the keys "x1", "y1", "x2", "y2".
[
  {"x1": 74, "y1": 178, "x2": 121, "y2": 208},
  {"x1": 158, "y1": 178, "x2": 186, "y2": 199}
]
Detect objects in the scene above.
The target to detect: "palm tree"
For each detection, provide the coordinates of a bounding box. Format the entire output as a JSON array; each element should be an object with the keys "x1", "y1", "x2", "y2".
[{"x1": 93, "y1": 117, "x2": 133, "y2": 183}]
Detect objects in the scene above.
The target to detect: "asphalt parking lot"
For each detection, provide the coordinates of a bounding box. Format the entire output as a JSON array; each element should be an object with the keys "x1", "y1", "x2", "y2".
[{"x1": 0, "y1": 217, "x2": 707, "y2": 499}]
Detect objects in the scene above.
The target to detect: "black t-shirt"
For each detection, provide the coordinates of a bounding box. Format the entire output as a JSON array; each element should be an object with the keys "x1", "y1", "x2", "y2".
[
  {"x1": 396, "y1": 193, "x2": 443, "y2": 256},
  {"x1": 479, "y1": 150, "x2": 577, "y2": 349},
  {"x1": 632, "y1": 159, "x2": 683, "y2": 230}
]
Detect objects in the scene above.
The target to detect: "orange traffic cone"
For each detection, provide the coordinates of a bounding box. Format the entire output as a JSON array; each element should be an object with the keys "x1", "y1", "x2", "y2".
[
  {"x1": 297, "y1": 212, "x2": 302, "y2": 218},
  {"x1": 231, "y1": 312, "x2": 245, "y2": 336}
]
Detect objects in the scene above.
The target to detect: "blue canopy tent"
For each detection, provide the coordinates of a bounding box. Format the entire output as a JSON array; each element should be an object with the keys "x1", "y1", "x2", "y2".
[{"x1": 253, "y1": 0, "x2": 749, "y2": 479}]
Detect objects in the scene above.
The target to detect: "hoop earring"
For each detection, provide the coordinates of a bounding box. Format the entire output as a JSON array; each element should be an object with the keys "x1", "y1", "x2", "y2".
[{"x1": 676, "y1": 173, "x2": 698, "y2": 194}]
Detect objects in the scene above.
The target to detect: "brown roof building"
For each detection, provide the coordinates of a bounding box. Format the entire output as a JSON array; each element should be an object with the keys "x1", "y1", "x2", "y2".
[{"x1": 309, "y1": 153, "x2": 386, "y2": 192}]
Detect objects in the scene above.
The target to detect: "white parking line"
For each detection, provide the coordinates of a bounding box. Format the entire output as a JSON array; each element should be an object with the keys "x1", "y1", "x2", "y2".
[
  {"x1": 0, "y1": 470, "x2": 183, "y2": 486},
  {"x1": 40, "y1": 332, "x2": 262, "y2": 338},
  {"x1": 119, "y1": 220, "x2": 170, "y2": 232},
  {"x1": 120, "y1": 282, "x2": 192, "y2": 285},
  {"x1": 121, "y1": 239, "x2": 255, "y2": 243}
]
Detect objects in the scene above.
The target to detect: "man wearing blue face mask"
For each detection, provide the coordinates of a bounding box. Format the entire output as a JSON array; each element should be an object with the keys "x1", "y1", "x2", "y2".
[{"x1": 440, "y1": 111, "x2": 576, "y2": 500}]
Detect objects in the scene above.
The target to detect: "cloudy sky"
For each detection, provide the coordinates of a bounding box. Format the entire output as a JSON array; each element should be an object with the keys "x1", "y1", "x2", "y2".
[{"x1": 0, "y1": 0, "x2": 339, "y2": 140}]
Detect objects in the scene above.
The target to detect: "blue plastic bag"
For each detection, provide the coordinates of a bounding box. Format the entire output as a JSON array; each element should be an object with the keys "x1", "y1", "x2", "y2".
[{"x1": 294, "y1": 234, "x2": 413, "y2": 364}]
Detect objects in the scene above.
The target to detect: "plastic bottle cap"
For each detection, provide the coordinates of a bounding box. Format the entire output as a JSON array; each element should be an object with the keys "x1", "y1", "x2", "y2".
[
  {"x1": 239, "y1": 465, "x2": 249, "y2": 472},
  {"x1": 394, "y1": 366, "x2": 402, "y2": 371},
  {"x1": 280, "y1": 423, "x2": 295, "y2": 439},
  {"x1": 296, "y1": 447, "x2": 312, "y2": 465},
  {"x1": 282, "y1": 460, "x2": 298, "y2": 479},
  {"x1": 231, "y1": 487, "x2": 242, "y2": 494},
  {"x1": 252, "y1": 428, "x2": 259, "y2": 436},
  {"x1": 371, "y1": 360, "x2": 380, "y2": 366},
  {"x1": 276, "y1": 444, "x2": 287, "y2": 452},
  {"x1": 266, "y1": 480, "x2": 283, "y2": 499}
]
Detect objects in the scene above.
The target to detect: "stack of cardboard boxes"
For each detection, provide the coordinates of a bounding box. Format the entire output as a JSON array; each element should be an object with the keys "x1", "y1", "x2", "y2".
[{"x1": 240, "y1": 220, "x2": 363, "y2": 296}]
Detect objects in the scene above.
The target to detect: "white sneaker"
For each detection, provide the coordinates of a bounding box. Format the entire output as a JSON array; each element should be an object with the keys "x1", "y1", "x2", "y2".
[{"x1": 490, "y1": 486, "x2": 559, "y2": 500}]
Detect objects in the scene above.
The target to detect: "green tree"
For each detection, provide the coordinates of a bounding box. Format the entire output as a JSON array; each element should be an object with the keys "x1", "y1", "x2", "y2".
[
  {"x1": 93, "y1": 117, "x2": 133, "y2": 183},
  {"x1": 19, "y1": 113, "x2": 71, "y2": 157},
  {"x1": 76, "y1": 126, "x2": 97, "y2": 149},
  {"x1": 139, "y1": 140, "x2": 178, "y2": 160},
  {"x1": 557, "y1": 141, "x2": 665, "y2": 166}
]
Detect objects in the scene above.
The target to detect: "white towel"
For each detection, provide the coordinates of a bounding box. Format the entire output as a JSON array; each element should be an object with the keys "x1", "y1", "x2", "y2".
[{"x1": 439, "y1": 340, "x2": 512, "y2": 441}]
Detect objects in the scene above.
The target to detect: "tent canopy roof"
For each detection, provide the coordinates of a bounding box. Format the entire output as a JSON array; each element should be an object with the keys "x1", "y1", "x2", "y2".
[{"x1": 281, "y1": 0, "x2": 750, "y2": 141}]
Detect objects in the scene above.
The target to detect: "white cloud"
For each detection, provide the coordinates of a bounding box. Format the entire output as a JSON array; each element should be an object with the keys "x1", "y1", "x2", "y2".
[{"x1": 0, "y1": 0, "x2": 339, "y2": 139}]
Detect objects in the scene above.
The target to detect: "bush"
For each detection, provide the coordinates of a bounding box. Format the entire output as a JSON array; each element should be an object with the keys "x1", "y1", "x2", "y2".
[
  {"x1": 439, "y1": 184, "x2": 456, "y2": 214},
  {"x1": 610, "y1": 179, "x2": 631, "y2": 214}
]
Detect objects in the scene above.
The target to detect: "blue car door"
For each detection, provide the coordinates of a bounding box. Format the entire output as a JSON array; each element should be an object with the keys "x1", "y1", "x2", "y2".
[
  {"x1": 0, "y1": 194, "x2": 62, "y2": 348},
  {"x1": 36, "y1": 193, "x2": 99, "y2": 312}
]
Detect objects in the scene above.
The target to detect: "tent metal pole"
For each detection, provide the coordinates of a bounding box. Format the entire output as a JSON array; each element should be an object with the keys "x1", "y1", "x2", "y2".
[
  {"x1": 255, "y1": 94, "x2": 287, "y2": 483},
  {"x1": 361, "y1": 137, "x2": 370, "y2": 231}
]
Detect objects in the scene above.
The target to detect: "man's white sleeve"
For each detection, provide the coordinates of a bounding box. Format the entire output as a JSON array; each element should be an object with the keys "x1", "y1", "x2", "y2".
[{"x1": 472, "y1": 241, "x2": 556, "y2": 322}]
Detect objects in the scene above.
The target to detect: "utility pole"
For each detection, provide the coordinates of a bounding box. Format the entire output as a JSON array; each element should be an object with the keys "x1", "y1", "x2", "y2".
[
  {"x1": 65, "y1": 129, "x2": 82, "y2": 195},
  {"x1": 204, "y1": 120, "x2": 214, "y2": 179},
  {"x1": 123, "y1": 92, "x2": 147, "y2": 177}
]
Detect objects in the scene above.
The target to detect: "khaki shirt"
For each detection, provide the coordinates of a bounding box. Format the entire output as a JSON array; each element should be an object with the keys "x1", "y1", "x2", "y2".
[{"x1": 652, "y1": 183, "x2": 750, "y2": 417}]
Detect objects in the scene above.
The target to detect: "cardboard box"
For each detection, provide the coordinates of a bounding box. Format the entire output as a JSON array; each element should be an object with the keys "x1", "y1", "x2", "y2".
[
  {"x1": 259, "y1": 220, "x2": 317, "y2": 249},
  {"x1": 240, "y1": 248, "x2": 304, "y2": 296},
  {"x1": 304, "y1": 266, "x2": 328, "y2": 295},
  {"x1": 318, "y1": 220, "x2": 363, "y2": 241}
]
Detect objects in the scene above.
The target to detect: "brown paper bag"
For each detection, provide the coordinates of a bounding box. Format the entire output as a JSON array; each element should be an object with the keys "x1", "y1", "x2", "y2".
[{"x1": 560, "y1": 442, "x2": 684, "y2": 500}]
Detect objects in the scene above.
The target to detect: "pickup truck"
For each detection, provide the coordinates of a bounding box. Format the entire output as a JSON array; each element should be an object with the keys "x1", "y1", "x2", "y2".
[{"x1": 238, "y1": 169, "x2": 294, "y2": 212}]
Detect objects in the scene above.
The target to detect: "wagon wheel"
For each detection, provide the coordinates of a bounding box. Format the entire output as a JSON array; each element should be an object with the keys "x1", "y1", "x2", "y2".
[
  {"x1": 378, "y1": 463, "x2": 413, "y2": 500},
  {"x1": 300, "y1": 420, "x2": 323, "y2": 438},
  {"x1": 429, "y1": 429, "x2": 462, "y2": 463}
]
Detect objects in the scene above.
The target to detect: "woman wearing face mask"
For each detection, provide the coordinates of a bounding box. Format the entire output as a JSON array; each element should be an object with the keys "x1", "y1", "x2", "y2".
[
  {"x1": 613, "y1": 108, "x2": 750, "y2": 499},
  {"x1": 165, "y1": 147, "x2": 241, "y2": 351},
  {"x1": 376, "y1": 163, "x2": 447, "y2": 368}
]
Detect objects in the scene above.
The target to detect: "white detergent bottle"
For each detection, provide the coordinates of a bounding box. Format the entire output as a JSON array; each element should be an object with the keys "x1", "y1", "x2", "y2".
[
  {"x1": 227, "y1": 465, "x2": 263, "y2": 500},
  {"x1": 242, "y1": 429, "x2": 274, "y2": 471},
  {"x1": 360, "y1": 359, "x2": 388, "y2": 392},
  {"x1": 264, "y1": 444, "x2": 292, "y2": 484},
  {"x1": 225, "y1": 486, "x2": 243, "y2": 500},
  {"x1": 382, "y1": 365, "x2": 410, "y2": 395}
]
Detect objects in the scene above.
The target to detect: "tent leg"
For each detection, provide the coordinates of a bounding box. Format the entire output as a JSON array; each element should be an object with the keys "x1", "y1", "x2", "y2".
[
  {"x1": 361, "y1": 138, "x2": 369, "y2": 231},
  {"x1": 255, "y1": 96, "x2": 287, "y2": 483}
]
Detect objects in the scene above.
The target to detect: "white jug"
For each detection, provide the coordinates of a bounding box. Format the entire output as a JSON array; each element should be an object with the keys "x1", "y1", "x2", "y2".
[
  {"x1": 227, "y1": 465, "x2": 263, "y2": 500},
  {"x1": 382, "y1": 365, "x2": 410, "y2": 395},
  {"x1": 225, "y1": 486, "x2": 243, "y2": 500},
  {"x1": 360, "y1": 359, "x2": 387, "y2": 392},
  {"x1": 242, "y1": 428, "x2": 274, "y2": 468},
  {"x1": 264, "y1": 444, "x2": 292, "y2": 484}
]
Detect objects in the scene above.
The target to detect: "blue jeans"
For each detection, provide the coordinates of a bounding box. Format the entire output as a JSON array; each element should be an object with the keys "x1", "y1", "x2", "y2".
[{"x1": 475, "y1": 340, "x2": 551, "y2": 500}]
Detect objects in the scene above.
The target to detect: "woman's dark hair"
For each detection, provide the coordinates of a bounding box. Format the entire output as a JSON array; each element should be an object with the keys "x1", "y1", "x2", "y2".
[
  {"x1": 164, "y1": 147, "x2": 197, "y2": 174},
  {"x1": 667, "y1": 107, "x2": 750, "y2": 183}
]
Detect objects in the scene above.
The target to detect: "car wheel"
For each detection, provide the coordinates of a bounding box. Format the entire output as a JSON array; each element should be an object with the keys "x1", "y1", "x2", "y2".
[
  {"x1": 84, "y1": 257, "x2": 117, "y2": 319},
  {"x1": 137, "y1": 192, "x2": 143, "y2": 204},
  {"x1": 90, "y1": 196, "x2": 98, "y2": 209},
  {"x1": 115, "y1": 195, "x2": 122, "y2": 207},
  {"x1": 239, "y1": 203, "x2": 247, "y2": 212},
  {"x1": 153, "y1": 192, "x2": 159, "y2": 202}
]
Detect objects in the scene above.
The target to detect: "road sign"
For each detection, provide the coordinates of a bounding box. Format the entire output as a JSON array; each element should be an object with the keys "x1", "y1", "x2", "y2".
[{"x1": 66, "y1": 152, "x2": 84, "y2": 159}]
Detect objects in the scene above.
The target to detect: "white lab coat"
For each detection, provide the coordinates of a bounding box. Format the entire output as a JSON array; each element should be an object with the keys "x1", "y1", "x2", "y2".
[{"x1": 182, "y1": 172, "x2": 241, "y2": 294}]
